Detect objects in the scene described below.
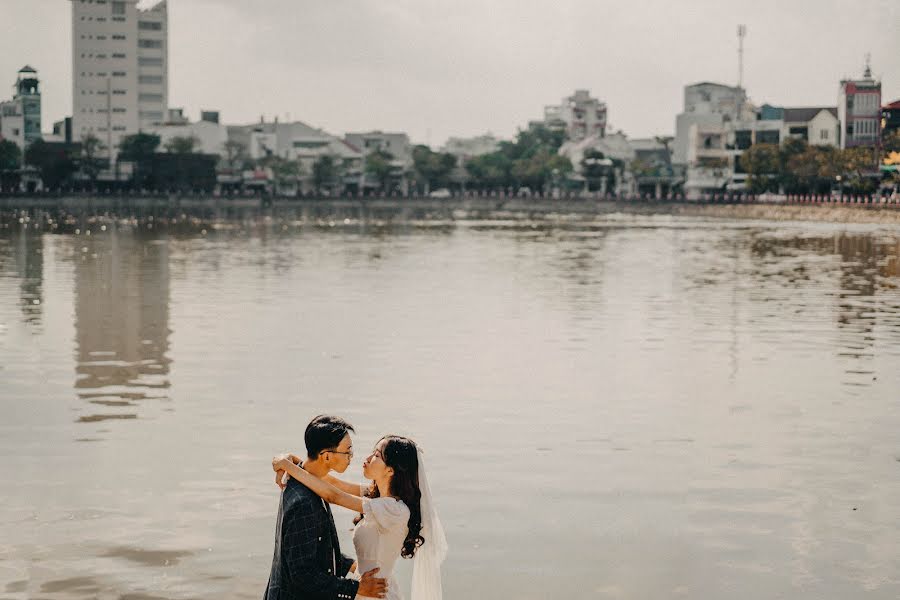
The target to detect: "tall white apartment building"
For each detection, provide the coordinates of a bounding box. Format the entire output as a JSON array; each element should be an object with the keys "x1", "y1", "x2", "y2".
[{"x1": 71, "y1": 0, "x2": 168, "y2": 158}]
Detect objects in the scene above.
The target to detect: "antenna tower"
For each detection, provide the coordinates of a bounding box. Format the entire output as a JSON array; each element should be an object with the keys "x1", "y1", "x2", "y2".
[{"x1": 737, "y1": 25, "x2": 747, "y2": 89}]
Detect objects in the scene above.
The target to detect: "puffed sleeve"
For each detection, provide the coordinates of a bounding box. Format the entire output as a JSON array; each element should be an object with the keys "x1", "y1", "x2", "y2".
[{"x1": 361, "y1": 497, "x2": 410, "y2": 533}]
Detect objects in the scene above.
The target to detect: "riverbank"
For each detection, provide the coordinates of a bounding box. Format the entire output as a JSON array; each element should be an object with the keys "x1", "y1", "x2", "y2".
[{"x1": 2, "y1": 196, "x2": 900, "y2": 227}]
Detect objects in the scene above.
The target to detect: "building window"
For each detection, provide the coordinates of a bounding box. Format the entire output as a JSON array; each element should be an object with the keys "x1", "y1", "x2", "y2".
[
  {"x1": 112, "y1": 90, "x2": 126, "y2": 95},
  {"x1": 97, "y1": 35, "x2": 107, "y2": 40},
  {"x1": 113, "y1": 126, "x2": 126, "y2": 131},
  {"x1": 139, "y1": 75, "x2": 163, "y2": 84},
  {"x1": 112, "y1": 1, "x2": 125, "y2": 15},
  {"x1": 96, "y1": 54, "x2": 107, "y2": 59},
  {"x1": 138, "y1": 39, "x2": 163, "y2": 49},
  {"x1": 139, "y1": 21, "x2": 163, "y2": 30},
  {"x1": 820, "y1": 129, "x2": 829, "y2": 140},
  {"x1": 756, "y1": 130, "x2": 780, "y2": 145},
  {"x1": 735, "y1": 130, "x2": 752, "y2": 150},
  {"x1": 140, "y1": 111, "x2": 164, "y2": 120},
  {"x1": 112, "y1": 71, "x2": 126, "y2": 77},
  {"x1": 112, "y1": 34, "x2": 126, "y2": 40},
  {"x1": 138, "y1": 57, "x2": 163, "y2": 66},
  {"x1": 112, "y1": 53, "x2": 126, "y2": 58},
  {"x1": 112, "y1": 108, "x2": 126, "y2": 113},
  {"x1": 139, "y1": 93, "x2": 163, "y2": 102}
]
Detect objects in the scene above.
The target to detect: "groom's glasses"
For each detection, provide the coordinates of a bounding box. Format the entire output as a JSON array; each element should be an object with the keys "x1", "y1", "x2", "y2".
[{"x1": 326, "y1": 448, "x2": 353, "y2": 459}]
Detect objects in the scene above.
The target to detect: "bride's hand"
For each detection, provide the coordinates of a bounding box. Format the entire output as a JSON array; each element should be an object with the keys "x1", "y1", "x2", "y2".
[
  {"x1": 272, "y1": 455, "x2": 293, "y2": 472},
  {"x1": 271, "y1": 453, "x2": 301, "y2": 471}
]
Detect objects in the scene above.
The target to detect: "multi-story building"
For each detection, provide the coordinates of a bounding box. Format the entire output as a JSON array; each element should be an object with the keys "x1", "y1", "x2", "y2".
[
  {"x1": 883, "y1": 99, "x2": 900, "y2": 137},
  {"x1": 227, "y1": 118, "x2": 365, "y2": 193},
  {"x1": 542, "y1": 90, "x2": 607, "y2": 142},
  {"x1": 0, "y1": 66, "x2": 42, "y2": 150},
  {"x1": 144, "y1": 109, "x2": 227, "y2": 155},
  {"x1": 673, "y1": 82, "x2": 751, "y2": 166},
  {"x1": 838, "y1": 63, "x2": 881, "y2": 149},
  {"x1": 781, "y1": 107, "x2": 839, "y2": 147},
  {"x1": 71, "y1": 0, "x2": 168, "y2": 158}
]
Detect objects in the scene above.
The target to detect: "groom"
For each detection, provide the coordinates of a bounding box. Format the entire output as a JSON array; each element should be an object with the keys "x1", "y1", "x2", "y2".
[{"x1": 264, "y1": 414, "x2": 387, "y2": 600}]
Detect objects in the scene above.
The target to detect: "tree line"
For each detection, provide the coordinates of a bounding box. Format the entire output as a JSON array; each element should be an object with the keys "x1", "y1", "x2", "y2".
[{"x1": 740, "y1": 131, "x2": 900, "y2": 196}]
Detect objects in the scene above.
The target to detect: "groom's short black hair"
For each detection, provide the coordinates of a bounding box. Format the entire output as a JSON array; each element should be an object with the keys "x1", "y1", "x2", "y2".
[{"x1": 305, "y1": 414, "x2": 355, "y2": 459}]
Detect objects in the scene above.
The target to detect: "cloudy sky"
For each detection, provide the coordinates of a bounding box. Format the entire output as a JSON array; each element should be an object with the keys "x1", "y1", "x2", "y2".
[{"x1": 3, "y1": 0, "x2": 899, "y2": 146}]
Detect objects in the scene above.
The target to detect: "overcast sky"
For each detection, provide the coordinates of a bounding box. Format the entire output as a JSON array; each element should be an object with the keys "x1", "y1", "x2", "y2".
[{"x1": 3, "y1": 0, "x2": 899, "y2": 146}]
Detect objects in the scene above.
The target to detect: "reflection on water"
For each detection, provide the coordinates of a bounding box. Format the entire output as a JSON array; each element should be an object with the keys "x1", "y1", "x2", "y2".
[
  {"x1": 1, "y1": 216, "x2": 900, "y2": 599},
  {"x1": 73, "y1": 232, "x2": 171, "y2": 429}
]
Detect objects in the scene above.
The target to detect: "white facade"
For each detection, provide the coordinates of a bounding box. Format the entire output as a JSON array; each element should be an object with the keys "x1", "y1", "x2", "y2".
[
  {"x1": 0, "y1": 99, "x2": 25, "y2": 149},
  {"x1": 72, "y1": 0, "x2": 168, "y2": 157},
  {"x1": 144, "y1": 118, "x2": 228, "y2": 156},
  {"x1": 673, "y1": 82, "x2": 751, "y2": 165},
  {"x1": 543, "y1": 89, "x2": 607, "y2": 142},
  {"x1": 781, "y1": 108, "x2": 839, "y2": 147},
  {"x1": 441, "y1": 134, "x2": 499, "y2": 159},
  {"x1": 228, "y1": 119, "x2": 365, "y2": 191},
  {"x1": 558, "y1": 132, "x2": 635, "y2": 195},
  {"x1": 343, "y1": 131, "x2": 411, "y2": 166}
]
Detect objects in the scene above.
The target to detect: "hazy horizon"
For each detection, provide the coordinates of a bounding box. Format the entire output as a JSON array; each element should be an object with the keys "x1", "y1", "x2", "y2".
[{"x1": 2, "y1": 0, "x2": 899, "y2": 147}]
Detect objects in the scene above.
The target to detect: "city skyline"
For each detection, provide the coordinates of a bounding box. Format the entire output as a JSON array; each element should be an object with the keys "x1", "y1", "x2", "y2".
[{"x1": 2, "y1": 0, "x2": 899, "y2": 147}]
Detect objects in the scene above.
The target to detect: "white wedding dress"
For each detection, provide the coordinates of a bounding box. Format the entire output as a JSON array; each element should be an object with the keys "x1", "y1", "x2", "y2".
[{"x1": 353, "y1": 490, "x2": 410, "y2": 600}]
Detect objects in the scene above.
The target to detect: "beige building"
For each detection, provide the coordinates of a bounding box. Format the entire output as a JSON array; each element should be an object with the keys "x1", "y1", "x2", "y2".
[
  {"x1": 543, "y1": 89, "x2": 608, "y2": 142},
  {"x1": 71, "y1": 0, "x2": 169, "y2": 158}
]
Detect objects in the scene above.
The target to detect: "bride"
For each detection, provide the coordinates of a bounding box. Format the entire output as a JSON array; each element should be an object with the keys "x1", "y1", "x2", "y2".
[{"x1": 272, "y1": 435, "x2": 447, "y2": 600}]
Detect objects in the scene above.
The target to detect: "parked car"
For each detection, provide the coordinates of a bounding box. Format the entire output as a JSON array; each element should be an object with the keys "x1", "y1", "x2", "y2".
[{"x1": 428, "y1": 188, "x2": 451, "y2": 198}]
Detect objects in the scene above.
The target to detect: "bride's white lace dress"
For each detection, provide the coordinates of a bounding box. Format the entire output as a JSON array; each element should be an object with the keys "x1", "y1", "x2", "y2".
[{"x1": 353, "y1": 490, "x2": 410, "y2": 600}]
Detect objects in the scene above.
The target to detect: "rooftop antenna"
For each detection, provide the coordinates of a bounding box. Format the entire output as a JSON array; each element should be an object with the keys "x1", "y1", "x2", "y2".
[
  {"x1": 737, "y1": 24, "x2": 747, "y2": 89},
  {"x1": 863, "y1": 52, "x2": 872, "y2": 78}
]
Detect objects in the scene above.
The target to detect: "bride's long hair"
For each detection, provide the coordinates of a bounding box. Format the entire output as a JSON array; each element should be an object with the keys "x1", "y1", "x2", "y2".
[{"x1": 364, "y1": 435, "x2": 425, "y2": 558}]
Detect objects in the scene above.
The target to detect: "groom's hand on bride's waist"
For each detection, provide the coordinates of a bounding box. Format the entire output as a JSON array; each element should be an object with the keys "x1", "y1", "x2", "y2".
[{"x1": 358, "y1": 567, "x2": 387, "y2": 599}]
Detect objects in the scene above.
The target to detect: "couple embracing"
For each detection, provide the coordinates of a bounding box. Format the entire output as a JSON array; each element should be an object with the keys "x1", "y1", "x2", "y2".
[{"x1": 264, "y1": 415, "x2": 447, "y2": 600}]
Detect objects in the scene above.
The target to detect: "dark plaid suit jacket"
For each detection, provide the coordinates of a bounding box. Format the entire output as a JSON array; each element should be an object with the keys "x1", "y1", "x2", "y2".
[{"x1": 264, "y1": 477, "x2": 359, "y2": 600}]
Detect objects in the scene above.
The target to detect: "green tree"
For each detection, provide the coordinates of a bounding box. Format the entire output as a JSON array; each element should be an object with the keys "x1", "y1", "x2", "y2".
[
  {"x1": 0, "y1": 139, "x2": 22, "y2": 193},
  {"x1": 365, "y1": 149, "x2": 394, "y2": 192},
  {"x1": 0, "y1": 139, "x2": 20, "y2": 171},
  {"x1": 259, "y1": 155, "x2": 302, "y2": 194},
  {"x1": 465, "y1": 151, "x2": 512, "y2": 190},
  {"x1": 883, "y1": 129, "x2": 900, "y2": 155},
  {"x1": 25, "y1": 140, "x2": 78, "y2": 191},
  {"x1": 164, "y1": 135, "x2": 199, "y2": 155},
  {"x1": 839, "y1": 146, "x2": 878, "y2": 195},
  {"x1": 118, "y1": 132, "x2": 161, "y2": 161},
  {"x1": 412, "y1": 145, "x2": 456, "y2": 193},
  {"x1": 312, "y1": 155, "x2": 338, "y2": 194},
  {"x1": 223, "y1": 139, "x2": 248, "y2": 168},
  {"x1": 740, "y1": 143, "x2": 781, "y2": 193},
  {"x1": 118, "y1": 132, "x2": 161, "y2": 190}
]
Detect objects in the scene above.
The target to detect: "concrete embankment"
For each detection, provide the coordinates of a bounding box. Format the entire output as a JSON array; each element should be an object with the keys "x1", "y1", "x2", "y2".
[{"x1": 2, "y1": 196, "x2": 900, "y2": 226}]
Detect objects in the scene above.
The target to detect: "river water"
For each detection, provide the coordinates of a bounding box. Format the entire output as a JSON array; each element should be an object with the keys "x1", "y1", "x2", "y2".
[{"x1": 2, "y1": 213, "x2": 900, "y2": 599}]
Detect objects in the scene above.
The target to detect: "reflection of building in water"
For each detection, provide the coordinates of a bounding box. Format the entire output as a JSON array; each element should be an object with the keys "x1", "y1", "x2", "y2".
[
  {"x1": 13, "y1": 231, "x2": 44, "y2": 326},
  {"x1": 73, "y1": 232, "x2": 171, "y2": 424},
  {"x1": 748, "y1": 233, "x2": 900, "y2": 383}
]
